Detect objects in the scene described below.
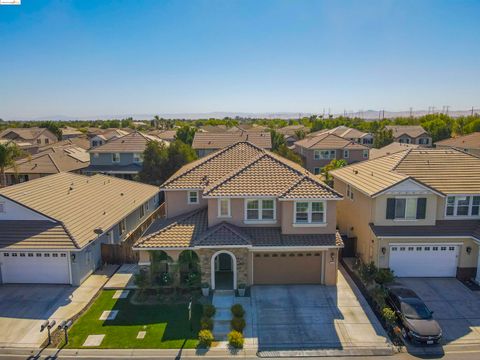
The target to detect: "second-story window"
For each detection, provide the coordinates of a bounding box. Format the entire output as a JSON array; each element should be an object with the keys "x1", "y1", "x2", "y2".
[
  {"x1": 133, "y1": 153, "x2": 143, "y2": 163},
  {"x1": 386, "y1": 197, "x2": 426, "y2": 220},
  {"x1": 0, "y1": 201, "x2": 5, "y2": 213},
  {"x1": 294, "y1": 201, "x2": 325, "y2": 224},
  {"x1": 140, "y1": 204, "x2": 145, "y2": 218},
  {"x1": 314, "y1": 150, "x2": 336, "y2": 160},
  {"x1": 118, "y1": 218, "x2": 126, "y2": 235},
  {"x1": 363, "y1": 149, "x2": 369, "y2": 159},
  {"x1": 218, "y1": 198, "x2": 231, "y2": 217},
  {"x1": 245, "y1": 199, "x2": 275, "y2": 221},
  {"x1": 446, "y1": 195, "x2": 480, "y2": 217},
  {"x1": 188, "y1": 191, "x2": 199, "y2": 204},
  {"x1": 112, "y1": 153, "x2": 120, "y2": 163},
  {"x1": 346, "y1": 184, "x2": 354, "y2": 200},
  {"x1": 343, "y1": 150, "x2": 349, "y2": 158}
]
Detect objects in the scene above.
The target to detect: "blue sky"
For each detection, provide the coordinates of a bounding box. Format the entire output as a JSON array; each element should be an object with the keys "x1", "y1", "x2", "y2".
[{"x1": 1, "y1": 0, "x2": 479, "y2": 118}]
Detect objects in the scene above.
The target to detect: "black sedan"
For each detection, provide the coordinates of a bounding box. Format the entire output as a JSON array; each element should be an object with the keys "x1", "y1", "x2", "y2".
[{"x1": 386, "y1": 285, "x2": 442, "y2": 344}]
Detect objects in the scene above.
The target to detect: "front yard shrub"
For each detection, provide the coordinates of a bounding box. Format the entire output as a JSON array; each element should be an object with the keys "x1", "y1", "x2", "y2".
[
  {"x1": 227, "y1": 330, "x2": 244, "y2": 348},
  {"x1": 134, "y1": 269, "x2": 149, "y2": 289},
  {"x1": 231, "y1": 317, "x2": 246, "y2": 332},
  {"x1": 200, "y1": 316, "x2": 213, "y2": 330},
  {"x1": 381, "y1": 307, "x2": 397, "y2": 328},
  {"x1": 370, "y1": 285, "x2": 388, "y2": 310},
  {"x1": 185, "y1": 272, "x2": 201, "y2": 287},
  {"x1": 159, "y1": 272, "x2": 173, "y2": 286},
  {"x1": 359, "y1": 261, "x2": 378, "y2": 284},
  {"x1": 231, "y1": 304, "x2": 245, "y2": 318},
  {"x1": 374, "y1": 269, "x2": 395, "y2": 285},
  {"x1": 203, "y1": 304, "x2": 216, "y2": 318},
  {"x1": 198, "y1": 329, "x2": 214, "y2": 347}
]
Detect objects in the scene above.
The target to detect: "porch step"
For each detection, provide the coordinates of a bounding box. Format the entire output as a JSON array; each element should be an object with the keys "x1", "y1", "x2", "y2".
[
  {"x1": 215, "y1": 309, "x2": 231, "y2": 321},
  {"x1": 212, "y1": 294, "x2": 235, "y2": 308},
  {"x1": 212, "y1": 321, "x2": 231, "y2": 340},
  {"x1": 214, "y1": 289, "x2": 235, "y2": 296}
]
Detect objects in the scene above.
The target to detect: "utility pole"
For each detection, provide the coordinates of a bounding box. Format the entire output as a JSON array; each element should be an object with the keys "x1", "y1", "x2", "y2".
[
  {"x1": 445, "y1": 105, "x2": 450, "y2": 115},
  {"x1": 472, "y1": 107, "x2": 475, "y2": 116},
  {"x1": 410, "y1": 107, "x2": 413, "y2": 118}
]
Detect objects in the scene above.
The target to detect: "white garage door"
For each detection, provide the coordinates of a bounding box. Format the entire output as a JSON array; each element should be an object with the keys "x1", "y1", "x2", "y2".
[
  {"x1": 389, "y1": 244, "x2": 459, "y2": 277},
  {"x1": 0, "y1": 251, "x2": 70, "y2": 284}
]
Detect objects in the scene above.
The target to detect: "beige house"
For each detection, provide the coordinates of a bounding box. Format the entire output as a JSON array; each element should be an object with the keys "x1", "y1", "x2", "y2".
[
  {"x1": 294, "y1": 133, "x2": 370, "y2": 175},
  {"x1": 385, "y1": 125, "x2": 432, "y2": 146},
  {"x1": 0, "y1": 128, "x2": 58, "y2": 146},
  {"x1": 192, "y1": 131, "x2": 272, "y2": 157},
  {"x1": 369, "y1": 142, "x2": 419, "y2": 160},
  {"x1": 435, "y1": 132, "x2": 480, "y2": 157},
  {"x1": 134, "y1": 142, "x2": 343, "y2": 290},
  {"x1": 331, "y1": 148, "x2": 480, "y2": 282}
]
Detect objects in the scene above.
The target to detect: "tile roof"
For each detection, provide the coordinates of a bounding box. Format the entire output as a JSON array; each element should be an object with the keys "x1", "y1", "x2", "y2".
[
  {"x1": 0, "y1": 173, "x2": 159, "y2": 249},
  {"x1": 149, "y1": 130, "x2": 177, "y2": 141},
  {"x1": 332, "y1": 148, "x2": 480, "y2": 195},
  {"x1": 0, "y1": 127, "x2": 54, "y2": 141},
  {"x1": 385, "y1": 125, "x2": 429, "y2": 138},
  {"x1": 82, "y1": 163, "x2": 143, "y2": 174},
  {"x1": 308, "y1": 126, "x2": 370, "y2": 140},
  {"x1": 90, "y1": 131, "x2": 165, "y2": 153},
  {"x1": 0, "y1": 221, "x2": 73, "y2": 250},
  {"x1": 295, "y1": 133, "x2": 368, "y2": 150},
  {"x1": 370, "y1": 220, "x2": 480, "y2": 240},
  {"x1": 435, "y1": 132, "x2": 480, "y2": 150},
  {"x1": 369, "y1": 142, "x2": 419, "y2": 159},
  {"x1": 277, "y1": 125, "x2": 310, "y2": 136},
  {"x1": 163, "y1": 141, "x2": 341, "y2": 199},
  {"x1": 192, "y1": 131, "x2": 272, "y2": 150},
  {"x1": 135, "y1": 207, "x2": 343, "y2": 249}
]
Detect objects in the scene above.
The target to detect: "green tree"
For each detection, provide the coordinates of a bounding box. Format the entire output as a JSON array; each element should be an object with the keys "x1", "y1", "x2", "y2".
[
  {"x1": 321, "y1": 159, "x2": 347, "y2": 186},
  {"x1": 294, "y1": 129, "x2": 306, "y2": 140},
  {"x1": 165, "y1": 140, "x2": 197, "y2": 177},
  {"x1": 421, "y1": 118, "x2": 451, "y2": 143},
  {"x1": 38, "y1": 121, "x2": 62, "y2": 140},
  {"x1": 464, "y1": 118, "x2": 480, "y2": 134},
  {"x1": 274, "y1": 144, "x2": 302, "y2": 165},
  {"x1": 176, "y1": 126, "x2": 197, "y2": 146},
  {"x1": 138, "y1": 141, "x2": 169, "y2": 185},
  {"x1": 373, "y1": 127, "x2": 394, "y2": 149},
  {"x1": 270, "y1": 129, "x2": 286, "y2": 151},
  {"x1": 0, "y1": 141, "x2": 24, "y2": 186}
]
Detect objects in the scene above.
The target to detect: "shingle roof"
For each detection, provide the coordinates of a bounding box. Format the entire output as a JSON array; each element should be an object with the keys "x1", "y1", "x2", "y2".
[
  {"x1": 90, "y1": 131, "x2": 166, "y2": 153},
  {"x1": 435, "y1": 132, "x2": 480, "y2": 150},
  {"x1": 0, "y1": 221, "x2": 73, "y2": 250},
  {"x1": 0, "y1": 173, "x2": 159, "y2": 249},
  {"x1": 163, "y1": 141, "x2": 341, "y2": 199},
  {"x1": 192, "y1": 132, "x2": 272, "y2": 150},
  {"x1": 135, "y1": 207, "x2": 343, "y2": 249},
  {"x1": 332, "y1": 148, "x2": 480, "y2": 196},
  {"x1": 385, "y1": 125, "x2": 429, "y2": 138},
  {"x1": 369, "y1": 142, "x2": 419, "y2": 159},
  {"x1": 295, "y1": 133, "x2": 368, "y2": 150}
]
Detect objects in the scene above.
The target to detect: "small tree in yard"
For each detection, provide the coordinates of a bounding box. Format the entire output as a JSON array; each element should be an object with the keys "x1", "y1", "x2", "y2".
[
  {"x1": 373, "y1": 127, "x2": 394, "y2": 148},
  {"x1": 0, "y1": 141, "x2": 24, "y2": 186},
  {"x1": 321, "y1": 159, "x2": 347, "y2": 186}
]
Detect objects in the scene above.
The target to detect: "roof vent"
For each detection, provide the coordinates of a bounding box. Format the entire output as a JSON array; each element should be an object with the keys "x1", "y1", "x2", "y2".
[
  {"x1": 120, "y1": 192, "x2": 124, "y2": 196},
  {"x1": 353, "y1": 169, "x2": 358, "y2": 175}
]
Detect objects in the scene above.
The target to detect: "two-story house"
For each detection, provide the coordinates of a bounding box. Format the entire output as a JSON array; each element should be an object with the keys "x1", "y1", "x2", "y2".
[
  {"x1": 308, "y1": 126, "x2": 374, "y2": 146},
  {"x1": 83, "y1": 131, "x2": 168, "y2": 179},
  {"x1": 294, "y1": 133, "x2": 370, "y2": 174},
  {"x1": 133, "y1": 142, "x2": 343, "y2": 290},
  {"x1": 385, "y1": 125, "x2": 432, "y2": 146},
  {"x1": 192, "y1": 131, "x2": 272, "y2": 157},
  {"x1": 89, "y1": 129, "x2": 130, "y2": 148},
  {"x1": 0, "y1": 127, "x2": 58, "y2": 146},
  {"x1": 331, "y1": 148, "x2": 480, "y2": 283},
  {"x1": 0, "y1": 172, "x2": 159, "y2": 285},
  {"x1": 435, "y1": 132, "x2": 480, "y2": 157}
]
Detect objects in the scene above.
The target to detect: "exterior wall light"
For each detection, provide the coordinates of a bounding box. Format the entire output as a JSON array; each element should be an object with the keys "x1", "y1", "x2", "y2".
[
  {"x1": 381, "y1": 247, "x2": 387, "y2": 255},
  {"x1": 466, "y1": 246, "x2": 472, "y2": 254}
]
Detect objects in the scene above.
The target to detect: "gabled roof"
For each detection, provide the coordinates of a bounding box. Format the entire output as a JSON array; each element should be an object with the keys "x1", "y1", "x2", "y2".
[
  {"x1": 61, "y1": 127, "x2": 83, "y2": 136},
  {"x1": 369, "y1": 142, "x2": 419, "y2": 159},
  {"x1": 0, "y1": 127, "x2": 55, "y2": 141},
  {"x1": 385, "y1": 125, "x2": 429, "y2": 138},
  {"x1": 277, "y1": 125, "x2": 310, "y2": 136},
  {"x1": 295, "y1": 133, "x2": 368, "y2": 150},
  {"x1": 195, "y1": 222, "x2": 252, "y2": 247},
  {"x1": 0, "y1": 173, "x2": 159, "y2": 249},
  {"x1": 89, "y1": 131, "x2": 167, "y2": 153},
  {"x1": 435, "y1": 132, "x2": 480, "y2": 150},
  {"x1": 308, "y1": 126, "x2": 370, "y2": 139},
  {"x1": 192, "y1": 131, "x2": 272, "y2": 150},
  {"x1": 149, "y1": 130, "x2": 177, "y2": 141},
  {"x1": 163, "y1": 141, "x2": 341, "y2": 199},
  {"x1": 331, "y1": 148, "x2": 480, "y2": 196}
]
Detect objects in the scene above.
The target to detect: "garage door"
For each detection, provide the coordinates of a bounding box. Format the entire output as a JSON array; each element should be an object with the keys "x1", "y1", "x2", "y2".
[
  {"x1": 0, "y1": 251, "x2": 70, "y2": 284},
  {"x1": 253, "y1": 252, "x2": 323, "y2": 284},
  {"x1": 389, "y1": 245, "x2": 459, "y2": 277}
]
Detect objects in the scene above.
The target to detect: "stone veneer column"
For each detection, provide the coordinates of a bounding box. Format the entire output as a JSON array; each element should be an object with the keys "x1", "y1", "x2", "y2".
[{"x1": 197, "y1": 248, "x2": 249, "y2": 288}]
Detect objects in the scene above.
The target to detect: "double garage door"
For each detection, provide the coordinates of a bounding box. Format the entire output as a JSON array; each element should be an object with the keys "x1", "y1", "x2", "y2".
[
  {"x1": 253, "y1": 252, "x2": 323, "y2": 284},
  {"x1": 389, "y1": 244, "x2": 459, "y2": 277},
  {"x1": 0, "y1": 251, "x2": 70, "y2": 284}
]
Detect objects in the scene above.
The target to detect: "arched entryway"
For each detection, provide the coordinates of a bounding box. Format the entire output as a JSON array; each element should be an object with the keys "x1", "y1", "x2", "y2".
[{"x1": 211, "y1": 250, "x2": 237, "y2": 290}]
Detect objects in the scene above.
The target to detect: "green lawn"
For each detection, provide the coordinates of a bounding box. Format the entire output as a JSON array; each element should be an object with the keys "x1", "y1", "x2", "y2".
[{"x1": 65, "y1": 290, "x2": 201, "y2": 349}]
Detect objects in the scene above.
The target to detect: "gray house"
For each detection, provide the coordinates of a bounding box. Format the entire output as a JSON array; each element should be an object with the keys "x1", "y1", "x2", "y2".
[
  {"x1": 0, "y1": 172, "x2": 160, "y2": 285},
  {"x1": 84, "y1": 131, "x2": 168, "y2": 179}
]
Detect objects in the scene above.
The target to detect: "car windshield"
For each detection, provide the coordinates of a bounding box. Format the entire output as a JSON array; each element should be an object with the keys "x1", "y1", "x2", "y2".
[{"x1": 401, "y1": 300, "x2": 432, "y2": 320}]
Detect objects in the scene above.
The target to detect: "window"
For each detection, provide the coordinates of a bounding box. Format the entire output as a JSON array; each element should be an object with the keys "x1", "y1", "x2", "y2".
[
  {"x1": 92, "y1": 140, "x2": 98, "y2": 147},
  {"x1": 218, "y1": 198, "x2": 231, "y2": 217},
  {"x1": 188, "y1": 191, "x2": 199, "y2": 204},
  {"x1": 37, "y1": 139, "x2": 41, "y2": 144},
  {"x1": 93, "y1": 153, "x2": 99, "y2": 159},
  {"x1": 245, "y1": 199, "x2": 275, "y2": 221},
  {"x1": 386, "y1": 197, "x2": 426, "y2": 220},
  {"x1": 314, "y1": 150, "x2": 336, "y2": 160},
  {"x1": 343, "y1": 150, "x2": 349, "y2": 158},
  {"x1": 45, "y1": 138, "x2": 49, "y2": 144},
  {"x1": 52, "y1": 253, "x2": 58, "y2": 257},
  {"x1": 346, "y1": 184, "x2": 354, "y2": 201},
  {"x1": 133, "y1": 153, "x2": 143, "y2": 163},
  {"x1": 446, "y1": 195, "x2": 480, "y2": 217},
  {"x1": 294, "y1": 201, "x2": 326, "y2": 224},
  {"x1": 44, "y1": 253, "x2": 50, "y2": 257},
  {"x1": 20, "y1": 253, "x2": 25, "y2": 257},
  {"x1": 36, "y1": 253, "x2": 42, "y2": 257},
  {"x1": 145, "y1": 201, "x2": 149, "y2": 211},
  {"x1": 418, "y1": 138, "x2": 430, "y2": 145},
  {"x1": 112, "y1": 153, "x2": 120, "y2": 163},
  {"x1": 314, "y1": 167, "x2": 321, "y2": 175},
  {"x1": 399, "y1": 138, "x2": 411, "y2": 144},
  {"x1": 119, "y1": 218, "x2": 126, "y2": 235},
  {"x1": 140, "y1": 204, "x2": 145, "y2": 218},
  {"x1": 363, "y1": 149, "x2": 369, "y2": 159},
  {"x1": 0, "y1": 202, "x2": 4, "y2": 213}
]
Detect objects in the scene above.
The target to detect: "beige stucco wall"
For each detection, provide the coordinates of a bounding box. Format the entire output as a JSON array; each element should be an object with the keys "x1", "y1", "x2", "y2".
[
  {"x1": 281, "y1": 200, "x2": 337, "y2": 234},
  {"x1": 165, "y1": 190, "x2": 208, "y2": 218},
  {"x1": 374, "y1": 193, "x2": 438, "y2": 226},
  {"x1": 324, "y1": 248, "x2": 339, "y2": 285}
]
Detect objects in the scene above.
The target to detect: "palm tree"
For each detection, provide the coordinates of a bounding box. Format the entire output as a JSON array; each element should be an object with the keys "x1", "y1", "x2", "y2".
[
  {"x1": 0, "y1": 141, "x2": 23, "y2": 187},
  {"x1": 321, "y1": 159, "x2": 347, "y2": 186}
]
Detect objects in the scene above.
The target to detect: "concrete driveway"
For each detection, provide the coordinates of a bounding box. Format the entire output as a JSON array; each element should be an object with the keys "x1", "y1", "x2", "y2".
[
  {"x1": 251, "y1": 267, "x2": 392, "y2": 354},
  {"x1": 398, "y1": 278, "x2": 480, "y2": 346},
  {"x1": 0, "y1": 265, "x2": 116, "y2": 348}
]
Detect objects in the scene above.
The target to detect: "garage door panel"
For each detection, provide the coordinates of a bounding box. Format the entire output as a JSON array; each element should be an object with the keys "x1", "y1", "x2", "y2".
[
  {"x1": 1, "y1": 252, "x2": 70, "y2": 284},
  {"x1": 389, "y1": 245, "x2": 458, "y2": 277},
  {"x1": 253, "y1": 253, "x2": 323, "y2": 284}
]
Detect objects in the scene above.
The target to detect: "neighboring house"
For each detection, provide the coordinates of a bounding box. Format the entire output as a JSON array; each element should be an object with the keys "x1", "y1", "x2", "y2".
[
  {"x1": 0, "y1": 139, "x2": 39, "y2": 155},
  {"x1": 277, "y1": 125, "x2": 310, "y2": 147},
  {"x1": 0, "y1": 127, "x2": 58, "y2": 146},
  {"x1": 192, "y1": 132, "x2": 272, "y2": 157},
  {"x1": 369, "y1": 142, "x2": 420, "y2": 160},
  {"x1": 435, "y1": 132, "x2": 480, "y2": 157},
  {"x1": 61, "y1": 127, "x2": 83, "y2": 140},
  {"x1": 385, "y1": 125, "x2": 432, "y2": 146},
  {"x1": 308, "y1": 126, "x2": 374, "y2": 146},
  {"x1": 294, "y1": 133, "x2": 370, "y2": 175},
  {"x1": 0, "y1": 173, "x2": 159, "y2": 285},
  {"x1": 133, "y1": 142, "x2": 343, "y2": 290},
  {"x1": 89, "y1": 129, "x2": 129, "y2": 148},
  {"x1": 148, "y1": 130, "x2": 177, "y2": 142},
  {"x1": 331, "y1": 148, "x2": 480, "y2": 282},
  {"x1": 4, "y1": 144, "x2": 89, "y2": 185},
  {"x1": 84, "y1": 131, "x2": 168, "y2": 179}
]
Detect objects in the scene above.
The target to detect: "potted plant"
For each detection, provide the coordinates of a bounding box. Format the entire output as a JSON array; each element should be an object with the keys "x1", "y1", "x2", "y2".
[
  {"x1": 237, "y1": 283, "x2": 246, "y2": 297},
  {"x1": 201, "y1": 282, "x2": 210, "y2": 296}
]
